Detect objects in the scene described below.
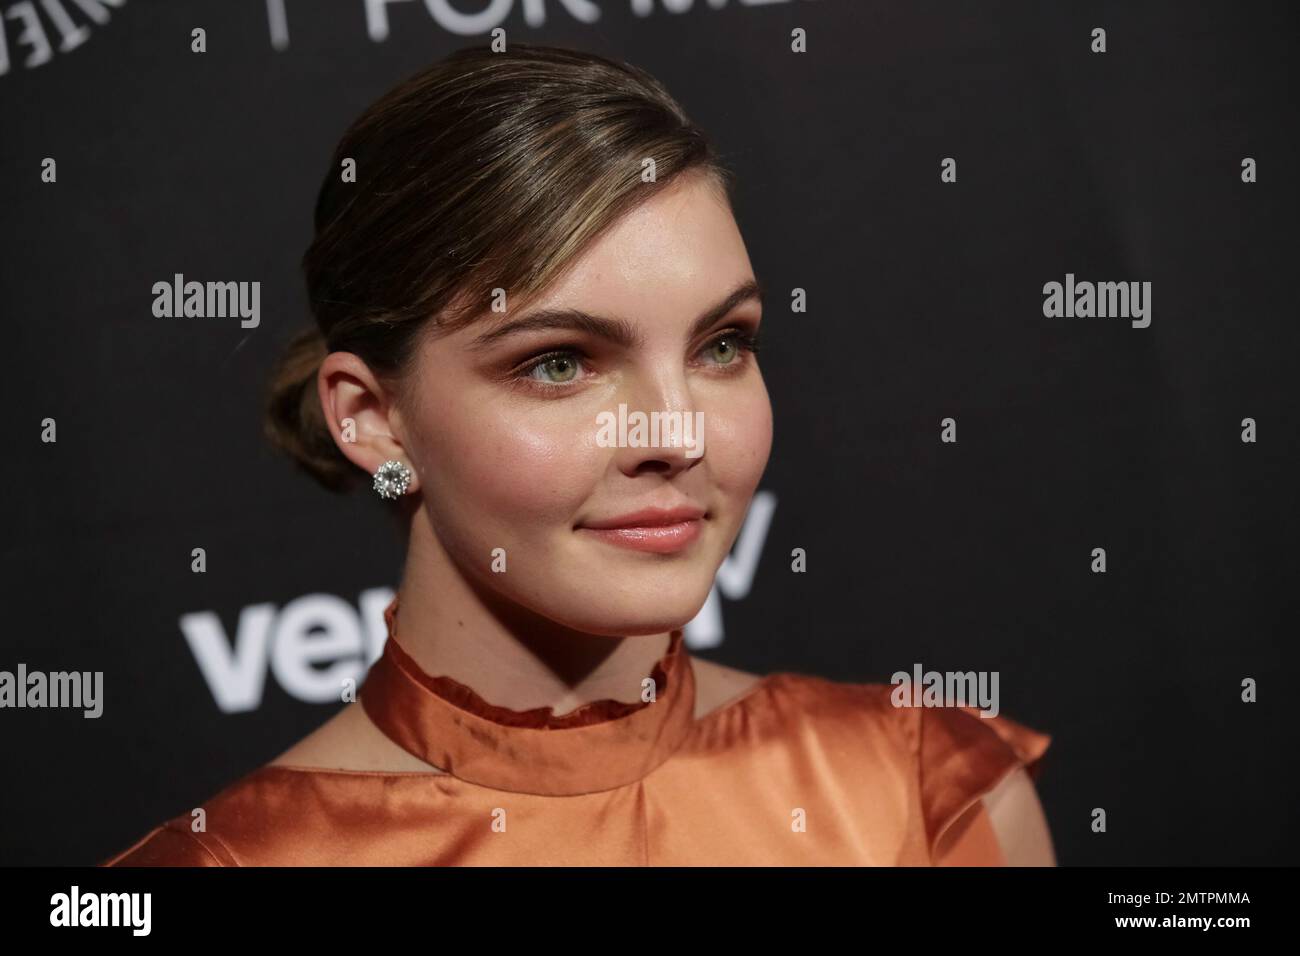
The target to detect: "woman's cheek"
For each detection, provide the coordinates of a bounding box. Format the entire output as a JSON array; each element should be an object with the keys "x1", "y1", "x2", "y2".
[
  {"x1": 452, "y1": 415, "x2": 603, "y2": 524},
  {"x1": 706, "y1": 390, "x2": 773, "y2": 491}
]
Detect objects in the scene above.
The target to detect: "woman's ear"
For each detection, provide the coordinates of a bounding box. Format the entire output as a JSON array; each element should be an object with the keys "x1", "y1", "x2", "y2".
[{"x1": 316, "y1": 351, "x2": 421, "y2": 495}]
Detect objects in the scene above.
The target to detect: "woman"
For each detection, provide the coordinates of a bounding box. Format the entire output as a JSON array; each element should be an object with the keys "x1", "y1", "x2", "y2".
[{"x1": 102, "y1": 43, "x2": 1053, "y2": 867}]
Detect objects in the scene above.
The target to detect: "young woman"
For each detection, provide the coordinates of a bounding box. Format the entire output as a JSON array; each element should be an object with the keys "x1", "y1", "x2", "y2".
[{"x1": 102, "y1": 43, "x2": 1053, "y2": 867}]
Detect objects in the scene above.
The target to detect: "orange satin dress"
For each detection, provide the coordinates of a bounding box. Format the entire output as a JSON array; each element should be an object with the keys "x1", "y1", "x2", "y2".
[{"x1": 101, "y1": 597, "x2": 1051, "y2": 866}]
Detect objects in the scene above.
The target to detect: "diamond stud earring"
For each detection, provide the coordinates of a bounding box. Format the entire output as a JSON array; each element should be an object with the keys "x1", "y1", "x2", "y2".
[{"x1": 372, "y1": 459, "x2": 413, "y2": 499}]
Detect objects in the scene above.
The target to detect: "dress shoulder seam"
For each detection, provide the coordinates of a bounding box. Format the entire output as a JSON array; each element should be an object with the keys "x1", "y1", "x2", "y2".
[{"x1": 159, "y1": 820, "x2": 236, "y2": 866}]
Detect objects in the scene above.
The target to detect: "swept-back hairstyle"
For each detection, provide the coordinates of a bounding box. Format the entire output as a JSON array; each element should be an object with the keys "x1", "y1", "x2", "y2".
[{"x1": 263, "y1": 43, "x2": 735, "y2": 492}]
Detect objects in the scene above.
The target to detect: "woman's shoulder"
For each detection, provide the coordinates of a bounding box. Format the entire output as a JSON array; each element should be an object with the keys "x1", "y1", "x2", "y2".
[
  {"x1": 99, "y1": 819, "x2": 233, "y2": 867},
  {"x1": 99, "y1": 702, "x2": 450, "y2": 866},
  {"x1": 741, "y1": 670, "x2": 908, "y2": 731},
  {"x1": 752, "y1": 671, "x2": 1051, "y2": 769},
  {"x1": 745, "y1": 671, "x2": 1053, "y2": 862},
  {"x1": 688, "y1": 666, "x2": 918, "y2": 765},
  {"x1": 97, "y1": 775, "x2": 262, "y2": 867}
]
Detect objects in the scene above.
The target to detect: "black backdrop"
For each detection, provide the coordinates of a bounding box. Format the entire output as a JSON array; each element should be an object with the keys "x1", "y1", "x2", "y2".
[{"x1": 2, "y1": 0, "x2": 1296, "y2": 866}]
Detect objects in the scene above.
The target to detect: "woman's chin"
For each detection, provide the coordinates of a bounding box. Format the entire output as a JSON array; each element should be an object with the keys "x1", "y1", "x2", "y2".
[{"x1": 547, "y1": 593, "x2": 710, "y2": 638}]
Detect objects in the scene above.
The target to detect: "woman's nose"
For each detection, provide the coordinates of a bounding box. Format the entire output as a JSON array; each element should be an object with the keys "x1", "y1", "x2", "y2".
[{"x1": 597, "y1": 370, "x2": 706, "y2": 473}]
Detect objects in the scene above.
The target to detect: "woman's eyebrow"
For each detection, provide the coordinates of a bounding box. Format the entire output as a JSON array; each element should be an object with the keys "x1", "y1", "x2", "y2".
[{"x1": 467, "y1": 277, "x2": 763, "y2": 352}]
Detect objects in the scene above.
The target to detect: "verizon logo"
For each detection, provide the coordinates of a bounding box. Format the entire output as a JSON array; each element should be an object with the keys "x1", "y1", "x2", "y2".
[{"x1": 181, "y1": 588, "x2": 394, "y2": 712}]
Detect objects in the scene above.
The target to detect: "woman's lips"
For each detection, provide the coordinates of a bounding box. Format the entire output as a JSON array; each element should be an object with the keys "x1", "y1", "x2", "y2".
[{"x1": 576, "y1": 519, "x2": 703, "y2": 554}]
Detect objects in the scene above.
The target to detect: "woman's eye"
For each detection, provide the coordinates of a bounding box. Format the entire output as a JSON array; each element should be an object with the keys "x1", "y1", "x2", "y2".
[
  {"x1": 522, "y1": 351, "x2": 583, "y2": 385},
  {"x1": 701, "y1": 329, "x2": 761, "y2": 367},
  {"x1": 705, "y1": 335, "x2": 741, "y2": 365}
]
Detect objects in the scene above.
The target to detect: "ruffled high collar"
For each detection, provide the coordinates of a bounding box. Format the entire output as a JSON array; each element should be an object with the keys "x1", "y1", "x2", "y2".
[{"x1": 359, "y1": 596, "x2": 698, "y2": 796}]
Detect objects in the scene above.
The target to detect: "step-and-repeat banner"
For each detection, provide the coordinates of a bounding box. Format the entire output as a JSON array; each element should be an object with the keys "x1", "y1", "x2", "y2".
[{"x1": 2, "y1": 0, "x2": 1294, "y2": 865}]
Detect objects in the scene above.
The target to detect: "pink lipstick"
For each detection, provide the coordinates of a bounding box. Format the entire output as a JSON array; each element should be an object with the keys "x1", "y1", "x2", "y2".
[{"x1": 577, "y1": 506, "x2": 706, "y2": 554}]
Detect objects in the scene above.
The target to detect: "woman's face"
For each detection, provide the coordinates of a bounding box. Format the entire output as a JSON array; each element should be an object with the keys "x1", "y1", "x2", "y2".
[{"x1": 398, "y1": 172, "x2": 772, "y2": 637}]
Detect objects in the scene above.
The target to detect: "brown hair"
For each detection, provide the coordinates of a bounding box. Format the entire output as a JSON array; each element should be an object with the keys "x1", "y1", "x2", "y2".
[{"x1": 263, "y1": 43, "x2": 736, "y2": 493}]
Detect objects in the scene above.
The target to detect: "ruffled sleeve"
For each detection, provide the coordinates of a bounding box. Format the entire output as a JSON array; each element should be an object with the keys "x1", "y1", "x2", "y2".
[{"x1": 911, "y1": 704, "x2": 1051, "y2": 863}]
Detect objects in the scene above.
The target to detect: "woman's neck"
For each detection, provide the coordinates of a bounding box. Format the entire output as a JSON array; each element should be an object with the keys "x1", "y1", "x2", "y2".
[{"x1": 393, "y1": 513, "x2": 676, "y2": 715}]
